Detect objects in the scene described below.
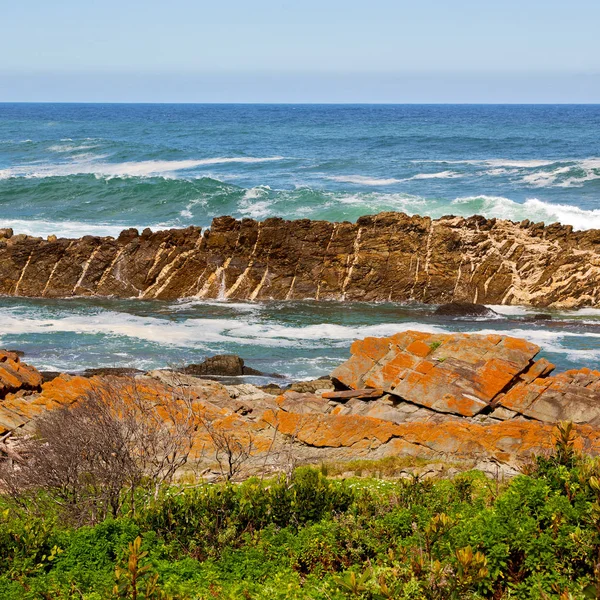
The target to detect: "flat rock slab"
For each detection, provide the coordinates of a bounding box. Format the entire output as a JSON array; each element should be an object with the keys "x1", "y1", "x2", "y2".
[
  {"x1": 322, "y1": 388, "x2": 384, "y2": 401},
  {"x1": 499, "y1": 368, "x2": 600, "y2": 425},
  {"x1": 331, "y1": 331, "x2": 541, "y2": 417}
]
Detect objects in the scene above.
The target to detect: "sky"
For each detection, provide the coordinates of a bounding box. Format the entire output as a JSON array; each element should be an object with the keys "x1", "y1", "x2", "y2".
[{"x1": 1, "y1": 0, "x2": 599, "y2": 103}]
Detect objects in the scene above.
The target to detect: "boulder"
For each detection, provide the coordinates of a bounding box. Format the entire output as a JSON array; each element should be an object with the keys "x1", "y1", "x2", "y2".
[
  {"x1": 331, "y1": 331, "x2": 542, "y2": 417},
  {"x1": 522, "y1": 313, "x2": 553, "y2": 321},
  {"x1": 180, "y1": 354, "x2": 280, "y2": 378},
  {"x1": 288, "y1": 378, "x2": 334, "y2": 394},
  {"x1": 0, "y1": 351, "x2": 43, "y2": 400},
  {"x1": 433, "y1": 303, "x2": 498, "y2": 318},
  {"x1": 181, "y1": 354, "x2": 246, "y2": 376}
]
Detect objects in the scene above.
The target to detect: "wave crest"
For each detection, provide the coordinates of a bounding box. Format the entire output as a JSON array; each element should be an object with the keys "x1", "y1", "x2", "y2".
[{"x1": 0, "y1": 156, "x2": 285, "y2": 180}]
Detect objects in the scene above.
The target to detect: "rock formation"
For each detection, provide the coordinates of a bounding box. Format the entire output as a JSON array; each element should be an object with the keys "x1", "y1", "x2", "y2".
[
  {"x1": 0, "y1": 351, "x2": 42, "y2": 400},
  {"x1": 2, "y1": 212, "x2": 600, "y2": 306},
  {"x1": 331, "y1": 330, "x2": 600, "y2": 425},
  {"x1": 2, "y1": 332, "x2": 600, "y2": 476},
  {"x1": 179, "y1": 354, "x2": 277, "y2": 378}
]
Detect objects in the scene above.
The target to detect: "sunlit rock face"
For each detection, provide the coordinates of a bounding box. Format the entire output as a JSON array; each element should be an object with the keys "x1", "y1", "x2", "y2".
[
  {"x1": 3, "y1": 332, "x2": 600, "y2": 477},
  {"x1": 1, "y1": 212, "x2": 600, "y2": 307}
]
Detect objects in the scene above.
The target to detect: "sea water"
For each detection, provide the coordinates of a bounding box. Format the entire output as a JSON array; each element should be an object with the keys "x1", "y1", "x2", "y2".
[{"x1": 1, "y1": 103, "x2": 599, "y2": 377}]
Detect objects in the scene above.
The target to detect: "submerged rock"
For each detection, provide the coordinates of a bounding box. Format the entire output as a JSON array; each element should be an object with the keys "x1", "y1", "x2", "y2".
[
  {"x1": 433, "y1": 303, "x2": 498, "y2": 318},
  {"x1": 523, "y1": 313, "x2": 553, "y2": 321}
]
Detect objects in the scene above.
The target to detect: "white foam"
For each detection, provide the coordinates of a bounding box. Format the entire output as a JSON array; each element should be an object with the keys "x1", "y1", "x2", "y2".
[
  {"x1": 522, "y1": 166, "x2": 572, "y2": 187},
  {"x1": 238, "y1": 186, "x2": 274, "y2": 218},
  {"x1": 566, "y1": 308, "x2": 600, "y2": 317},
  {"x1": 0, "y1": 156, "x2": 285, "y2": 180},
  {"x1": 450, "y1": 196, "x2": 600, "y2": 230},
  {"x1": 485, "y1": 305, "x2": 532, "y2": 316},
  {"x1": 326, "y1": 172, "x2": 462, "y2": 185},
  {"x1": 180, "y1": 198, "x2": 208, "y2": 219},
  {"x1": 411, "y1": 159, "x2": 557, "y2": 168},
  {"x1": 172, "y1": 299, "x2": 262, "y2": 313},
  {"x1": 0, "y1": 309, "x2": 443, "y2": 350},
  {"x1": 411, "y1": 158, "x2": 600, "y2": 188},
  {"x1": 326, "y1": 175, "x2": 403, "y2": 186},
  {"x1": 238, "y1": 200, "x2": 274, "y2": 219},
  {"x1": 406, "y1": 170, "x2": 463, "y2": 180},
  {"x1": 0, "y1": 219, "x2": 151, "y2": 238},
  {"x1": 48, "y1": 142, "x2": 100, "y2": 153},
  {"x1": 483, "y1": 159, "x2": 558, "y2": 168}
]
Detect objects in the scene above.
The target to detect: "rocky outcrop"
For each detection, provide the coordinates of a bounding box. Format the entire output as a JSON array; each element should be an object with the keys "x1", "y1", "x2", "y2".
[
  {"x1": 433, "y1": 302, "x2": 499, "y2": 317},
  {"x1": 179, "y1": 354, "x2": 275, "y2": 378},
  {"x1": 0, "y1": 351, "x2": 42, "y2": 400},
  {"x1": 331, "y1": 331, "x2": 600, "y2": 425},
  {"x1": 2, "y1": 332, "x2": 600, "y2": 476},
  {"x1": 2, "y1": 212, "x2": 600, "y2": 306}
]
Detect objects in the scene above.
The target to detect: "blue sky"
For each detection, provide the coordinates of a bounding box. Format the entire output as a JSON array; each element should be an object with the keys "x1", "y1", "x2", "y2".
[{"x1": 2, "y1": 0, "x2": 599, "y2": 102}]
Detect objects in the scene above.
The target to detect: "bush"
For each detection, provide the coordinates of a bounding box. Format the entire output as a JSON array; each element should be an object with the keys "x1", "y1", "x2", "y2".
[{"x1": 1, "y1": 425, "x2": 600, "y2": 598}]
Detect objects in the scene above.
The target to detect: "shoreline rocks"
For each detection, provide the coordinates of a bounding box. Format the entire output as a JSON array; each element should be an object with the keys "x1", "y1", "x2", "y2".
[
  {"x1": 433, "y1": 302, "x2": 499, "y2": 318},
  {"x1": 2, "y1": 331, "x2": 600, "y2": 477},
  {"x1": 2, "y1": 212, "x2": 600, "y2": 307},
  {"x1": 179, "y1": 354, "x2": 282, "y2": 379}
]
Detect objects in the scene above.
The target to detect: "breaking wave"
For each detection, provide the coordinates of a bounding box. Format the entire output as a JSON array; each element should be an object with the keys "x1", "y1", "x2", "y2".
[
  {"x1": 0, "y1": 156, "x2": 285, "y2": 180},
  {"x1": 3, "y1": 176, "x2": 600, "y2": 237},
  {"x1": 1, "y1": 299, "x2": 599, "y2": 375}
]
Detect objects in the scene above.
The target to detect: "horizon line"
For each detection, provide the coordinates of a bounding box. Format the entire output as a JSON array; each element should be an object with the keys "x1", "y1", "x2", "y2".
[{"x1": 2, "y1": 101, "x2": 600, "y2": 106}]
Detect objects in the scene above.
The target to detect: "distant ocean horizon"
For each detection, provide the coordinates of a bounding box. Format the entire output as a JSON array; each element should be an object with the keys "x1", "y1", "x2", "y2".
[{"x1": 1, "y1": 103, "x2": 600, "y2": 378}]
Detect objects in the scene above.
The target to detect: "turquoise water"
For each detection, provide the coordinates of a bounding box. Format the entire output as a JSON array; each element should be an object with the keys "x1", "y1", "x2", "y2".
[
  {"x1": 2, "y1": 104, "x2": 600, "y2": 236},
  {"x1": 1, "y1": 104, "x2": 600, "y2": 376},
  {"x1": 0, "y1": 298, "x2": 599, "y2": 380}
]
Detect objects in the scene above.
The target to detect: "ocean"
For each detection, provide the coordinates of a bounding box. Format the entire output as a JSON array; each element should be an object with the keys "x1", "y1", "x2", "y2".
[{"x1": 1, "y1": 103, "x2": 600, "y2": 378}]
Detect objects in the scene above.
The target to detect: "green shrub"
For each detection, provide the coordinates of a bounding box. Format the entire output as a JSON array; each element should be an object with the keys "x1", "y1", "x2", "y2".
[{"x1": 3, "y1": 425, "x2": 600, "y2": 598}]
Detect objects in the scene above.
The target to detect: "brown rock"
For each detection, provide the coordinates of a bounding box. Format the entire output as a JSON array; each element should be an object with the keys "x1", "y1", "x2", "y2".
[
  {"x1": 1, "y1": 213, "x2": 600, "y2": 307},
  {"x1": 322, "y1": 388, "x2": 384, "y2": 400},
  {"x1": 288, "y1": 378, "x2": 334, "y2": 393},
  {"x1": 180, "y1": 354, "x2": 271, "y2": 377},
  {"x1": 433, "y1": 303, "x2": 498, "y2": 317}
]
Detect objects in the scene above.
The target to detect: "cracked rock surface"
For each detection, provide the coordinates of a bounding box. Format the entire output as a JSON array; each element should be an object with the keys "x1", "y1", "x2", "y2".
[
  {"x1": 2, "y1": 212, "x2": 600, "y2": 307},
  {"x1": 2, "y1": 332, "x2": 600, "y2": 476}
]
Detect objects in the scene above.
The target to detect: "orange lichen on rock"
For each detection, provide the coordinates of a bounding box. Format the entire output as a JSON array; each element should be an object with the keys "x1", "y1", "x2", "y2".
[
  {"x1": 0, "y1": 351, "x2": 43, "y2": 399},
  {"x1": 331, "y1": 331, "x2": 541, "y2": 417},
  {"x1": 261, "y1": 409, "x2": 600, "y2": 464},
  {"x1": 0, "y1": 374, "x2": 96, "y2": 433},
  {"x1": 2, "y1": 331, "x2": 600, "y2": 475},
  {"x1": 499, "y1": 368, "x2": 600, "y2": 424}
]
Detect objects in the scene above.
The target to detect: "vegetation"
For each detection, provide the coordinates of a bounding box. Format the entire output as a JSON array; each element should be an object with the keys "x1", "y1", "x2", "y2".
[{"x1": 0, "y1": 421, "x2": 599, "y2": 598}]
